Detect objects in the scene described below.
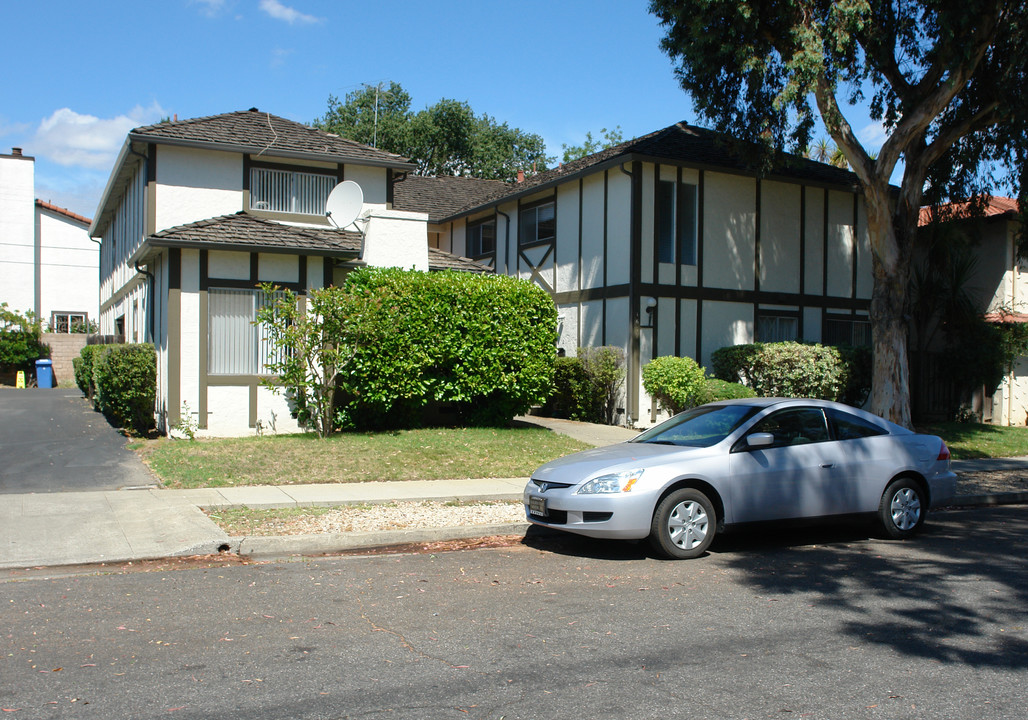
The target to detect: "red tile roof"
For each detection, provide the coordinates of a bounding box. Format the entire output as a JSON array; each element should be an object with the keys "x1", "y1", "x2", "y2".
[
  {"x1": 35, "y1": 199, "x2": 92, "y2": 225},
  {"x1": 919, "y1": 197, "x2": 1021, "y2": 226}
]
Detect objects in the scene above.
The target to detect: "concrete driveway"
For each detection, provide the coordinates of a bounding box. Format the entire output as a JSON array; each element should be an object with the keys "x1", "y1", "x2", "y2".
[{"x1": 0, "y1": 387, "x2": 158, "y2": 493}]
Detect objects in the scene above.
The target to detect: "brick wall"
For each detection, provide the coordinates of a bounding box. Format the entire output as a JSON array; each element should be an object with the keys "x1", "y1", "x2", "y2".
[{"x1": 42, "y1": 334, "x2": 89, "y2": 387}]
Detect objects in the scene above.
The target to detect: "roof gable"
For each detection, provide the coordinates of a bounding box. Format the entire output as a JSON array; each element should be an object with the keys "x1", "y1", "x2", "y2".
[
  {"x1": 438, "y1": 122, "x2": 862, "y2": 221},
  {"x1": 131, "y1": 108, "x2": 412, "y2": 168},
  {"x1": 393, "y1": 175, "x2": 509, "y2": 222}
]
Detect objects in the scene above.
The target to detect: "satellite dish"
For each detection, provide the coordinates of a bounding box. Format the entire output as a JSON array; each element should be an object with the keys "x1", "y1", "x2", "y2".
[{"x1": 325, "y1": 181, "x2": 364, "y2": 230}]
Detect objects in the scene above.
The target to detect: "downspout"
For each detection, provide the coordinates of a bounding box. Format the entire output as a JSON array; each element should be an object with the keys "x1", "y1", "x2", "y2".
[
  {"x1": 619, "y1": 161, "x2": 638, "y2": 427},
  {"x1": 496, "y1": 207, "x2": 511, "y2": 274},
  {"x1": 135, "y1": 259, "x2": 155, "y2": 343}
]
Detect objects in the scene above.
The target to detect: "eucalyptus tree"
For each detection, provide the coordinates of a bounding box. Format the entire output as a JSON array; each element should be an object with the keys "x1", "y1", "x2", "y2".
[{"x1": 650, "y1": 0, "x2": 1027, "y2": 426}]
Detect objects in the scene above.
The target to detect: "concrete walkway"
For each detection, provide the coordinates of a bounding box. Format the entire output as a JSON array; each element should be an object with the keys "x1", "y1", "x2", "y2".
[{"x1": 2, "y1": 416, "x2": 1027, "y2": 571}]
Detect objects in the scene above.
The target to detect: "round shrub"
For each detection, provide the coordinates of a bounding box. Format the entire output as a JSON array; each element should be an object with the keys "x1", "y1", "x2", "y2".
[
  {"x1": 642, "y1": 355, "x2": 708, "y2": 415},
  {"x1": 710, "y1": 342, "x2": 870, "y2": 402},
  {"x1": 542, "y1": 356, "x2": 601, "y2": 421},
  {"x1": 697, "y1": 378, "x2": 756, "y2": 403}
]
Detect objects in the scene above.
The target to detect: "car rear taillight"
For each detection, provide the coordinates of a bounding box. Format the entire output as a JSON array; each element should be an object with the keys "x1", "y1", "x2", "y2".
[{"x1": 938, "y1": 442, "x2": 951, "y2": 462}]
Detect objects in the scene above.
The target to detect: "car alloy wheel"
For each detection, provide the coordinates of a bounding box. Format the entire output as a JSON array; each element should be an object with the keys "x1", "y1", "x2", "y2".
[{"x1": 650, "y1": 488, "x2": 717, "y2": 560}]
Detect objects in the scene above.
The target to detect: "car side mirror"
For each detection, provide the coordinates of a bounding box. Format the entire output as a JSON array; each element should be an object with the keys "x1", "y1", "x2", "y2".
[{"x1": 745, "y1": 432, "x2": 775, "y2": 449}]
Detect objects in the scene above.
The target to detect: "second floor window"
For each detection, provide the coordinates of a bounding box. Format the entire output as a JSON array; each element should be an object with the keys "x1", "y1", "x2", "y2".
[
  {"x1": 657, "y1": 180, "x2": 698, "y2": 265},
  {"x1": 250, "y1": 167, "x2": 336, "y2": 215},
  {"x1": 467, "y1": 218, "x2": 496, "y2": 257},
  {"x1": 519, "y1": 201, "x2": 555, "y2": 245}
]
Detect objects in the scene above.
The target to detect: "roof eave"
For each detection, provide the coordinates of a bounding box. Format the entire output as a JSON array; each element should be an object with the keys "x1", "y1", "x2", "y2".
[
  {"x1": 127, "y1": 133, "x2": 416, "y2": 172},
  {"x1": 89, "y1": 138, "x2": 135, "y2": 237}
]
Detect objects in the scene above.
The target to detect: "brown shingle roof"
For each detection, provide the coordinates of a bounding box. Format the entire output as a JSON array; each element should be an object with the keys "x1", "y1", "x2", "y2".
[
  {"x1": 141, "y1": 212, "x2": 492, "y2": 273},
  {"x1": 441, "y1": 122, "x2": 862, "y2": 221},
  {"x1": 131, "y1": 109, "x2": 412, "y2": 168},
  {"x1": 393, "y1": 175, "x2": 509, "y2": 222}
]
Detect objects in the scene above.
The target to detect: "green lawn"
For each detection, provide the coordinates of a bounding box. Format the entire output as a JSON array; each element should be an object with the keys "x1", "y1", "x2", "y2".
[
  {"x1": 132, "y1": 426, "x2": 589, "y2": 489},
  {"x1": 924, "y1": 422, "x2": 1028, "y2": 460}
]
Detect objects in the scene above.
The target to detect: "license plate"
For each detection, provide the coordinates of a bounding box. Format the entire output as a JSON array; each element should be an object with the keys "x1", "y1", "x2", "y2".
[{"x1": 528, "y1": 496, "x2": 547, "y2": 517}]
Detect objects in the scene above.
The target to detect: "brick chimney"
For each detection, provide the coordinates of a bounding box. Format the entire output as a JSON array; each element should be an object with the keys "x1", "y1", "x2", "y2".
[
  {"x1": 11, "y1": 147, "x2": 22, "y2": 156},
  {"x1": 516, "y1": 170, "x2": 524, "y2": 183}
]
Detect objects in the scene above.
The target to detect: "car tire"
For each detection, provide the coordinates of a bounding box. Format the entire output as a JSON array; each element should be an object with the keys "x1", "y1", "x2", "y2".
[
  {"x1": 878, "y1": 477, "x2": 927, "y2": 539},
  {"x1": 649, "y1": 488, "x2": 716, "y2": 559}
]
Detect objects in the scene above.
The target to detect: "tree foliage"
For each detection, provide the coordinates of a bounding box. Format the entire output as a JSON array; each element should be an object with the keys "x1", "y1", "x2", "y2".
[
  {"x1": 317, "y1": 82, "x2": 552, "y2": 182},
  {"x1": 0, "y1": 303, "x2": 48, "y2": 372},
  {"x1": 561, "y1": 126, "x2": 625, "y2": 163},
  {"x1": 649, "y1": 0, "x2": 1028, "y2": 427},
  {"x1": 577, "y1": 346, "x2": 627, "y2": 425}
]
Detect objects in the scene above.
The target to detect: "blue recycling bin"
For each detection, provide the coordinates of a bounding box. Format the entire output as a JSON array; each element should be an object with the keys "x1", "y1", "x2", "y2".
[{"x1": 35, "y1": 359, "x2": 54, "y2": 389}]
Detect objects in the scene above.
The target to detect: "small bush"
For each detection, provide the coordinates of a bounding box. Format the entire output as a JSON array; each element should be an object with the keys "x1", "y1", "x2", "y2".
[
  {"x1": 696, "y1": 378, "x2": 757, "y2": 404},
  {"x1": 710, "y1": 341, "x2": 871, "y2": 402},
  {"x1": 542, "y1": 356, "x2": 601, "y2": 421},
  {"x1": 642, "y1": 356, "x2": 708, "y2": 415},
  {"x1": 92, "y1": 344, "x2": 156, "y2": 433},
  {"x1": 73, "y1": 345, "x2": 104, "y2": 398},
  {"x1": 578, "y1": 346, "x2": 626, "y2": 425}
]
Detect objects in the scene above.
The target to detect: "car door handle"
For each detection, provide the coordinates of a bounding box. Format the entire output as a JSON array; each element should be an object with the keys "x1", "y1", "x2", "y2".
[{"x1": 820, "y1": 463, "x2": 835, "y2": 469}]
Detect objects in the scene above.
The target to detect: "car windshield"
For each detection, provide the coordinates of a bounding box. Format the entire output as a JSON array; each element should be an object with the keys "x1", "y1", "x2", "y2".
[{"x1": 632, "y1": 404, "x2": 760, "y2": 447}]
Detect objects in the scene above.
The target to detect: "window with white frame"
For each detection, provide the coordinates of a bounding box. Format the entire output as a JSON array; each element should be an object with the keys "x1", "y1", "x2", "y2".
[
  {"x1": 51, "y1": 312, "x2": 88, "y2": 334},
  {"x1": 249, "y1": 167, "x2": 336, "y2": 215},
  {"x1": 467, "y1": 218, "x2": 496, "y2": 257},
  {"x1": 519, "y1": 201, "x2": 555, "y2": 245},
  {"x1": 208, "y1": 288, "x2": 290, "y2": 375},
  {"x1": 656, "y1": 180, "x2": 698, "y2": 265},
  {"x1": 757, "y1": 313, "x2": 799, "y2": 342}
]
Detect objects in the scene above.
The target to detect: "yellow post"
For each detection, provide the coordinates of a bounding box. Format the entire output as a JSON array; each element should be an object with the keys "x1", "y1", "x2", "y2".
[{"x1": 16, "y1": 371, "x2": 25, "y2": 388}]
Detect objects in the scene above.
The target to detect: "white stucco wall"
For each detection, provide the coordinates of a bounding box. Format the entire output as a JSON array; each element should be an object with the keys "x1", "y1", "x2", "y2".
[
  {"x1": 826, "y1": 190, "x2": 855, "y2": 298},
  {"x1": 361, "y1": 209, "x2": 429, "y2": 271},
  {"x1": 759, "y1": 181, "x2": 802, "y2": 294},
  {"x1": 37, "y1": 209, "x2": 98, "y2": 324},
  {"x1": 703, "y1": 172, "x2": 756, "y2": 290},
  {"x1": 580, "y1": 174, "x2": 606, "y2": 290},
  {"x1": 701, "y1": 301, "x2": 752, "y2": 367},
  {"x1": 155, "y1": 146, "x2": 243, "y2": 232},
  {"x1": 0, "y1": 153, "x2": 36, "y2": 315},
  {"x1": 345, "y1": 165, "x2": 388, "y2": 208}
]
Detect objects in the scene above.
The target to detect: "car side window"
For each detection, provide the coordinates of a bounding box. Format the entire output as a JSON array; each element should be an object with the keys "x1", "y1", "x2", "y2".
[
  {"x1": 748, "y1": 408, "x2": 830, "y2": 449},
  {"x1": 826, "y1": 408, "x2": 888, "y2": 440}
]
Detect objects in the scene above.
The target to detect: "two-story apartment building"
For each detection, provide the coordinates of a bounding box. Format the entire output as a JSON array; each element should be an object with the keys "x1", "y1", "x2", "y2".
[
  {"x1": 414, "y1": 123, "x2": 873, "y2": 426},
  {"x1": 92, "y1": 109, "x2": 487, "y2": 436}
]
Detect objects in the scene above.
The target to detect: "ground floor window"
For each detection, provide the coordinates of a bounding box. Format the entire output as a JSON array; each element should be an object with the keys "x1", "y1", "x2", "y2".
[
  {"x1": 208, "y1": 287, "x2": 290, "y2": 375},
  {"x1": 757, "y1": 313, "x2": 799, "y2": 343},
  {"x1": 825, "y1": 316, "x2": 872, "y2": 347}
]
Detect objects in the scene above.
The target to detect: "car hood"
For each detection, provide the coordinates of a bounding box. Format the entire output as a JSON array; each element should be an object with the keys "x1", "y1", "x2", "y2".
[{"x1": 532, "y1": 442, "x2": 714, "y2": 484}]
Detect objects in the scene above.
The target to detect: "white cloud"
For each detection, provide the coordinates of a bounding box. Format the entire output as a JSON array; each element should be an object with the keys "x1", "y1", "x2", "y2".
[
  {"x1": 270, "y1": 47, "x2": 294, "y2": 68},
  {"x1": 259, "y1": 0, "x2": 322, "y2": 25},
  {"x1": 31, "y1": 103, "x2": 166, "y2": 170},
  {"x1": 858, "y1": 121, "x2": 890, "y2": 152},
  {"x1": 191, "y1": 0, "x2": 227, "y2": 17}
]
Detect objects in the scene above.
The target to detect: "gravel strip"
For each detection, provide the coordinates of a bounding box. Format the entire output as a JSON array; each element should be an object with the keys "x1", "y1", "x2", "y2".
[{"x1": 211, "y1": 471, "x2": 1028, "y2": 537}]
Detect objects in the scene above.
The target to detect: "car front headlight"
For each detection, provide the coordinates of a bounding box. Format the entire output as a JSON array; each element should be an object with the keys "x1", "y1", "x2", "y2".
[{"x1": 577, "y1": 469, "x2": 645, "y2": 494}]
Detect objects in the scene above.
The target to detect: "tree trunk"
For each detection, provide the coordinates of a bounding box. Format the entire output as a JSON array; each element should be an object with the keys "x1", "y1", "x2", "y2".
[{"x1": 864, "y1": 185, "x2": 915, "y2": 428}]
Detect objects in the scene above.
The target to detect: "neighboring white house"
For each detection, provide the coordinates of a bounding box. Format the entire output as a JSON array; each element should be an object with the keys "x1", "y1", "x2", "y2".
[
  {"x1": 91, "y1": 109, "x2": 489, "y2": 436},
  {"x1": 410, "y1": 123, "x2": 874, "y2": 426},
  {"x1": 0, "y1": 147, "x2": 97, "y2": 331},
  {"x1": 918, "y1": 197, "x2": 1028, "y2": 425}
]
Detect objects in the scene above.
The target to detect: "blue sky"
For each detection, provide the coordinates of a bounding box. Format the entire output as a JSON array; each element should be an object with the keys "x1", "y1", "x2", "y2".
[{"x1": 1, "y1": 0, "x2": 887, "y2": 220}]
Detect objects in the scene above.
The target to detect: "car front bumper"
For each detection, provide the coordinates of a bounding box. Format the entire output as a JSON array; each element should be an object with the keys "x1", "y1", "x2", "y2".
[{"x1": 522, "y1": 483, "x2": 656, "y2": 540}]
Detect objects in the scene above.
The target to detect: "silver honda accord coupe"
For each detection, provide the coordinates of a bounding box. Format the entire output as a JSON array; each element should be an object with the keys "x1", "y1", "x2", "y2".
[{"x1": 524, "y1": 398, "x2": 957, "y2": 559}]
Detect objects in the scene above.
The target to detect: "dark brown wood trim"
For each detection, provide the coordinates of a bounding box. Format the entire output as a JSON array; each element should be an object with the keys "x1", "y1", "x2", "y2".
[
  {"x1": 198, "y1": 285, "x2": 208, "y2": 429},
  {"x1": 696, "y1": 170, "x2": 705, "y2": 362},
  {"x1": 146, "y1": 144, "x2": 157, "y2": 237},
  {"x1": 629, "y1": 161, "x2": 643, "y2": 421}
]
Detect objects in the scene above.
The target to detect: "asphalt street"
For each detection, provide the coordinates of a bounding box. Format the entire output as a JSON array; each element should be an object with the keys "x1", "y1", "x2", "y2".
[
  {"x1": 3, "y1": 505, "x2": 1026, "y2": 719},
  {"x1": 0, "y1": 388, "x2": 157, "y2": 493}
]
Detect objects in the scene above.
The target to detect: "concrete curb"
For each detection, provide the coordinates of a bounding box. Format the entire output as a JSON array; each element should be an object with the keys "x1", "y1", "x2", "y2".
[
  {"x1": 232, "y1": 522, "x2": 533, "y2": 559},
  {"x1": 945, "y1": 492, "x2": 1028, "y2": 507}
]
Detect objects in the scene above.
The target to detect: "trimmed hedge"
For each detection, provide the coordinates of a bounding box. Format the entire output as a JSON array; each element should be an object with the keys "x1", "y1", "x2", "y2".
[
  {"x1": 641, "y1": 355, "x2": 707, "y2": 415},
  {"x1": 90, "y1": 344, "x2": 156, "y2": 433},
  {"x1": 337, "y1": 268, "x2": 557, "y2": 429},
  {"x1": 710, "y1": 342, "x2": 871, "y2": 404},
  {"x1": 696, "y1": 378, "x2": 756, "y2": 404}
]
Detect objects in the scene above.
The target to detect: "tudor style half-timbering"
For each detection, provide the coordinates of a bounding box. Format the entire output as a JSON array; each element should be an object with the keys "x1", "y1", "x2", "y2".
[
  {"x1": 425, "y1": 123, "x2": 873, "y2": 426},
  {"x1": 92, "y1": 109, "x2": 488, "y2": 436}
]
